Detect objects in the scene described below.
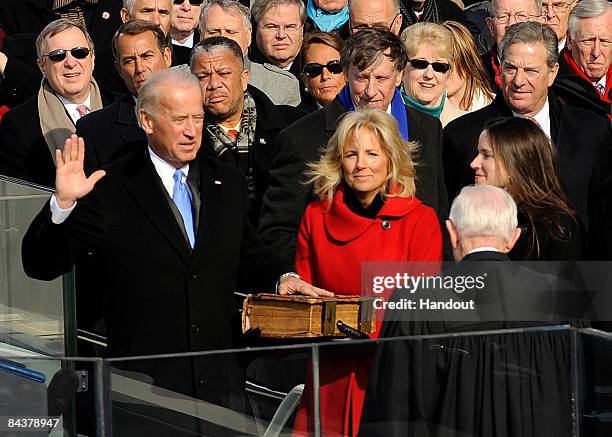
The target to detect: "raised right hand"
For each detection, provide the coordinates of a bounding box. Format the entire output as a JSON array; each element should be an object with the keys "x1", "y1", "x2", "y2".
[{"x1": 55, "y1": 134, "x2": 106, "y2": 209}]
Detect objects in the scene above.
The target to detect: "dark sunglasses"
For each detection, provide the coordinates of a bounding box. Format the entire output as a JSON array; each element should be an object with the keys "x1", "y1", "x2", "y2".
[
  {"x1": 408, "y1": 59, "x2": 451, "y2": 73},
  {"x1": 302, "y1": 60, "x2": 343, "y2": 78},
  {"x1": 173, "y1": 0, "x2": 204, "y2": 5},
  {"x1": 44, "y1": 46, "x2": 90, "y2": 62}
]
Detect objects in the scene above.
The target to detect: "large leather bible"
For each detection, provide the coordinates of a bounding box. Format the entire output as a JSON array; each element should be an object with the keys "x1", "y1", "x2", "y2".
[{"x1": 242, "y1": 294, "x2": 376, "y2": 338}]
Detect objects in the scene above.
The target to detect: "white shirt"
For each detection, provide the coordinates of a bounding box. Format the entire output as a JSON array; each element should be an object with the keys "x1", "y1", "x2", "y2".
[
  {"x1": 558, "y1": 38, "x2": 566, "y2": 53},
  {"x1": 467, "y1": 247, "x2": 500, "y2": 255},
  {"x1": 171, "y1": 32, "x2": 195, "y2": 48},
  {"x1": 58, "y1": 94, "x2": 91, "y2": 124},
  {"x1": 49, "y1": 146, "x2": 189, "y2": 224},
  {"x1": 512, "y1": 98, "x2": 551, "y2": 139},
  {"x1": 595, "y1": 76, "x2": 607, "y2": 94}
]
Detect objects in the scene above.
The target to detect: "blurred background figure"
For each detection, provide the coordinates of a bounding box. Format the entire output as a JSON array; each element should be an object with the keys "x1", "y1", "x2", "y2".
[
  {"x1": 442, "y1": 20, "x2": 495, "y2": 112},
  {"x1": 300, "y1": 32, "x2": 346, "y2": 111},
  {"x1": 470, "y1": 117, "x2": 582, "y2": 260},
  {"x1": 400, "y1": 22, "x2": 466, "y2": 126},
  {"x1": 305, "y1": 0, "x2": 350, "y2": 38},
  {"x1": 541, "y1": 0, "x2": 575, "y2": 51},
  {"x1": 170, "y1": 0, "x2": 203, "y2": 65},
  {"x1": 292, "y1": 108, "x2": 442, "y2": 437},
  {"x1": 553, "y1": 0, "x2": 612, "y2": 118}
]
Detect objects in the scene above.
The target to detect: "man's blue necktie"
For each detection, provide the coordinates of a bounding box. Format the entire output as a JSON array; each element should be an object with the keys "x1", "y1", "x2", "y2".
[{"x1": 172, "y1": 169, "x2": 195, "y2": 248}]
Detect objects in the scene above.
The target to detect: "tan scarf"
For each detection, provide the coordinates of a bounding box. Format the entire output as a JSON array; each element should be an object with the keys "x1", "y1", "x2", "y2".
[{"x1": 37, "y1": 78, "x2": 103, "y2": 163}]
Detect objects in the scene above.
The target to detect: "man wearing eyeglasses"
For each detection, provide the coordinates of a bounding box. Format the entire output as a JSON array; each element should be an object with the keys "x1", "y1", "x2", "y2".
[
  {"x1": 0, "y1": 19, "x2": 110, "y2": 187},
  {"x1": 444, "y1": 22, "x2": 611, "y2": 249},
  {"x1": 482, "y1": 0, "x2": 543, "y2": 92},
  {"x1": 542, "y1": 0, "x2": 575, "y2": 51},
  {"x1": 250, "y1": 0, "x2": 308, "y2": 103},
  {"x1": 259, "y1": 28, "x2": 448, "y2": 270},
  {"x1": 348, "y1": 0, "x2": 403, "y2": 35},
  {"x1": 199, "y1": 0, "x2": 303, "y2": 106},
  {"x1": 169, "y1": 0, "x2": 203, "y2": 65},
  {"x1": 190, "y1": 37, "x2": 305, "y2": 226},
  {"x1": 553, "y1": 0, "x2": 612, "y2": 118}
]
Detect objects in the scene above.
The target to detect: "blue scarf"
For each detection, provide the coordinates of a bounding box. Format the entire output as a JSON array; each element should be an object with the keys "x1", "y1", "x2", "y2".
[
  {"x1": 307, "y1": 0, "x2": 349, "y2": 32},
  {"x1": 337, "y1": 85, "x2": 409, "y2": 140},
  {"x1": 401, "y1": 89, "x2": 445, "y2": 119}
]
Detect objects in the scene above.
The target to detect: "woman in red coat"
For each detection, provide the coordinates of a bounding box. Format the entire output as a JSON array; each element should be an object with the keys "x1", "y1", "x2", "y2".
[{"x1": 291, "y1": 108, "x2": 442, "y2": 436}]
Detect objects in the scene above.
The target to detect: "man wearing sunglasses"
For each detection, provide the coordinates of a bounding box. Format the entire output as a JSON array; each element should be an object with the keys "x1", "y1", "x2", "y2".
[
  {"x1": 190, "y1": 37, "x2": 305, "y2": 226},
  {"x1": 259, "y1": 28, "x2": 448, "y2": 270},
  {"x1": 443, "y1": 22, "x2": 611, "y2": 245},
  {"x1": 0, "y1": 0, "x2": 122, "y2": 109},
  {"x1": 0, "y1": 19, "x2": 109, "y2": 187},
  {"x1": 169, "y1": 0, "x2": 203, "y2": 65}
]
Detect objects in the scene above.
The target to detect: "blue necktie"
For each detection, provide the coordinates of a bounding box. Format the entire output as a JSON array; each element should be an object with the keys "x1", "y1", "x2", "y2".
[{"x1": 172, "y1": 169, "x2": 195, "y2": 248}]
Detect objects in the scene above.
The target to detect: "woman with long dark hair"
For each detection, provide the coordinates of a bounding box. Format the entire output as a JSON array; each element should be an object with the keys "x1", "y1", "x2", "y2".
[{"x1": 470, "y1": 116, "x2": 582, "y2": 260}]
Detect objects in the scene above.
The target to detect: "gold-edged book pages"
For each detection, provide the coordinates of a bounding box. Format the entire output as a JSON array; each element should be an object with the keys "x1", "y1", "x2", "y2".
[{"x1": 242, "y1": 294, "x2": 376, "y2": 338}]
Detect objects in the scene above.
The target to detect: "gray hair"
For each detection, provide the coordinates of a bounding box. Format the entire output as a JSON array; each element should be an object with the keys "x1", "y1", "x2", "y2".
[
  {"x1": 190, "y1": 36, "x2": 245, "y2": 69},
  {"x1": 199, "y1": 0, "x2": 252, "y2": 33},
  {"x1": 137, "y1": 69, "x2": 201, "y2": 120},
  {"x1": 488, "y1": 0, "x2": 542, "y2": 17},
  {"x1": 348, "y1": 0, "x2": 400, "y2": 15},
  {"x1": 449, "y1": 185, "x2": 518, "y2": 243},
  {"x1": 36, "y1": 18, "x2": 94, "y2": 60},
  {"x1": 123, "y1": 0, "x2": 136, "y2": 13},
  {"x1": 251, "y1": 0, "x2": 306, "y2": 24},
  {"x1": 568, "y1": 0, "x2": 612, "y2": 39},
  {"x1": 499, "y1": 21, "x2": 558, "y2": 69}
]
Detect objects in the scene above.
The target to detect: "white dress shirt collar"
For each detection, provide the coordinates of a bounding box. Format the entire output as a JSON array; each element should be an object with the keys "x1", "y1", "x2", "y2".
[
  {"x1": 172, "y1": 32, "x2": 195, "y2": 48},
  {"x1": 467, "y1": 247, "x2": 500, "y2": 255},
  {"x1": 148, "y1": 146, "x2": 190, "y2": 197},
  {"x1": 58, "y1": 93, "x2": 91, "y2": 124},
  {"x1": 512, "y1": 97, "x2": 551, "y2": 139}
]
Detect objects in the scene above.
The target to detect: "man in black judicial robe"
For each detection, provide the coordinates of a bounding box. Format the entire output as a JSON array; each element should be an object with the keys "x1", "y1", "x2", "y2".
[{"x1": 360, "y1": 185, "x2": 586, "y2": 437}]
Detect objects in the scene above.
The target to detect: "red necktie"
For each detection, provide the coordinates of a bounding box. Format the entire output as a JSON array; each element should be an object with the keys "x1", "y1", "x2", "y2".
[
  {"x1": 227, "y1": 129, "x2": 239, "y2": 140},
  {"x1": 76, "y1": 104, "x2": 90, "y2": 118}
]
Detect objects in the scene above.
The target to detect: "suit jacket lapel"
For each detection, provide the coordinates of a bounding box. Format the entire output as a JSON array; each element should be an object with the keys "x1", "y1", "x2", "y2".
[
  {"x1": 325, "y1": 99, "x2": 345, "y2": 133},
  {"x1": 125, "y1": 154, "x2": 192, "y2": 264},
  {"x1": 189, "y1": 158, "x2": 225, "y2": 269}
]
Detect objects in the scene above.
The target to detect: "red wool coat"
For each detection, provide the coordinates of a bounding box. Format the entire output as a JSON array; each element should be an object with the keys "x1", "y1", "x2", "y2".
[{"x1": 293, "y1": 187, "x2": 442, "y2": 437}]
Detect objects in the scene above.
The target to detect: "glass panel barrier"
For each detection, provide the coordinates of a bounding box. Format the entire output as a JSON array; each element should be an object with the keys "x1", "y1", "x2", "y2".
[
  {"x1": 0, "y1": 176, "x2": 76, "y2": 358},
  {"x1": 0, "y1": 354, "x2": 105, "y2": 437}
]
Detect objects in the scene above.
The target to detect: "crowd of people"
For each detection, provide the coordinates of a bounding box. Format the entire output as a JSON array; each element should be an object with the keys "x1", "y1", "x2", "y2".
[{"x1": 0, "y1": 0, "x2": 610, "y2": 434}]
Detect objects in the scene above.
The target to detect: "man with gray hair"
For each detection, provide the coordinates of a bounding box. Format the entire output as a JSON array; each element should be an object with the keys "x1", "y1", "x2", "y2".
[
  {"x1": 198, "y1": 0, "x2": 303, "y2": 105},
  {"x1": 259, "y1": 28, "x2": 446, "y2": 270},
  {"x1": 250, "y1": 0, "x2": 307, "y2": 103},
  {"x1": 553, "y1": 0, "x2": 612, "y2": 118},
  {"x1": 362, "y1": 183, "x2": 581, "y2": 436},
  {"x1": 446, "y1": 185, "x2": 521, "y2": 262},
  {"x1": 444, "y1": 21, "x2": 611, "y2": 248},
  {"x1": 21, "y1": 68, "x2": 328, "y2": 431},
  {"x1": 0, "y1": 19, "x2": 108, "y2": 187},
  {"x1": 482, "y1": 0, "x2": 543, "y2": 92}
]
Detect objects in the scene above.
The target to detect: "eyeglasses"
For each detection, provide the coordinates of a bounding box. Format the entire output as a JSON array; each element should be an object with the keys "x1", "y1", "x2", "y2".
[
  {"x1": 259, "y1": 23, "x2": 301, "y2": 35},
  {"x1": 173, "y1": 0, "x2": 204, "y2": 5},
  {"x1": 541, "y1": 1, "x2": 573, "y2": 13},
  {"x1": 349, "y1": 13, "x2": 400, "y2": 33},
  {"x1": 408, "y1": 59, "x2": 450, "y2": 73},
  {"x1": 491, "y1": 12, "x2": 540, "y2": 24},
  {"x1": 44, "y1": 46, "x2": 90, "y2": 62},
  {"x1": 303, "y1": 60, "x2": 343, "y2": 77}
]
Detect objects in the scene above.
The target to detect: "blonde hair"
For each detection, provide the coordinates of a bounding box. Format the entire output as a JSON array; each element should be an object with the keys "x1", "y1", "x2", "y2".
[
  {"x1": 307, "y1": 109, "x2": 418, "y2": 205},
  {"x1": 400, "y1": 22, "x2": 455, "y2": 62}
]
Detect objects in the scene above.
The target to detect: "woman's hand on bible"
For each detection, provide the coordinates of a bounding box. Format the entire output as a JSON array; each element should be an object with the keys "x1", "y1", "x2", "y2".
[{"x1": 278, "y1": 276, "x2": 334, "y2": 297}]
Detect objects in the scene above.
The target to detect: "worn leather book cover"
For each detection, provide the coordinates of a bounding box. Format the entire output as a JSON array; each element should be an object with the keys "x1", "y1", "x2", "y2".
[{"x1": 242, "y1": 294, "x2": 376, "y2": 338}]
